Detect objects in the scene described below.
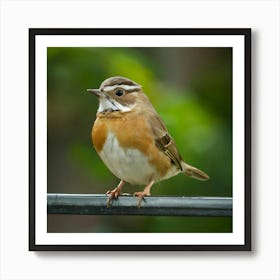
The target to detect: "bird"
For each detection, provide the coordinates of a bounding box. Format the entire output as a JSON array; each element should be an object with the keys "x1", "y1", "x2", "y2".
[{"x1": 87, "y1": 76, "x2": 209, "y2": 207}]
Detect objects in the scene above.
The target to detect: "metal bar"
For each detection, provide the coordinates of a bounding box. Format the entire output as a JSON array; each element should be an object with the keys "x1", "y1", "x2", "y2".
[{"x1": 47, "y1": 194, "x2": 232, "y2": 217}]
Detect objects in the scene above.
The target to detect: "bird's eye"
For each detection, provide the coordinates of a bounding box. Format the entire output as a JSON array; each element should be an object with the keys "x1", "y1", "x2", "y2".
[{"x1": 115, "y1": 89, "x2": 124, "y2": 97}]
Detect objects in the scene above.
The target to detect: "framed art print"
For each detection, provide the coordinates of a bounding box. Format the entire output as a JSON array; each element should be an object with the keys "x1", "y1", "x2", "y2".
[{"x1": 29, "y1": 28, "x2": 251, "y2": 251}]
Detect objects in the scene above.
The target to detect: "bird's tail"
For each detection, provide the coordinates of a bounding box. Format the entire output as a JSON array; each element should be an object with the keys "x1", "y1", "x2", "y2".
[{"x1": 181, "y1": 161, "x2": 209, "y2": 181}]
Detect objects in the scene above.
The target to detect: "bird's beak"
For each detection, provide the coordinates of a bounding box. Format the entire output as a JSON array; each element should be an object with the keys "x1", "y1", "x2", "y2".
[{"x1": 87, "y1": 89, "x2": 106, "y2": 98}]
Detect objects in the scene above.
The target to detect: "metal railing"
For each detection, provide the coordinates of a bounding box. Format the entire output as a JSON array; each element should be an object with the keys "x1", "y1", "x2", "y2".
[{"x1": 47, "y1": 194, "x2": 232, "y2": 217}]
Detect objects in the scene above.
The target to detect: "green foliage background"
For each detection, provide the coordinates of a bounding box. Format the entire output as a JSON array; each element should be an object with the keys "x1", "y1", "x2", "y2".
[{"x1": 47, "y1": 47, "x2": 232, "y2": 233}]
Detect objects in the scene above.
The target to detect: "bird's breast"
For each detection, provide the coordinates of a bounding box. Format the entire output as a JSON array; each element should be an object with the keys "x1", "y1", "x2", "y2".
[
  {"x1": 99, "y1": 131, "x2": 158, "y2": 185},
  {"x1": 91, "y1": 113, "x2": 177, "y2": 185}
]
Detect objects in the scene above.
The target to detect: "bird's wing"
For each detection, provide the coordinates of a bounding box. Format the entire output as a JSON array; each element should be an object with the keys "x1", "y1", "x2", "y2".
[{"x1": 148, "y1": 113, "x2": 183, "y2": 170}]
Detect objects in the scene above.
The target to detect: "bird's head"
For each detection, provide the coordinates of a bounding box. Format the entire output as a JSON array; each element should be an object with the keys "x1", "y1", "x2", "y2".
[{"x1": 87, "y1": 76, "x2": 143, "y2": 113}]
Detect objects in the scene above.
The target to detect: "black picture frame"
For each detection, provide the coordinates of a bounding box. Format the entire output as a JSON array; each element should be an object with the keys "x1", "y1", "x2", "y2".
[{"x1": 29, "y1": 28, "x2": 251, "y2": 251}]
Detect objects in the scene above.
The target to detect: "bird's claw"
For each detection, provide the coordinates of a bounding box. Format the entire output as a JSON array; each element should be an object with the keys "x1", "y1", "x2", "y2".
[
  {"x1": 105, "y1": 180, "x2": 126, "y2": 207},
  {"x1": 133, "y1": 192, "x2": 149, "y2": 208},
  {"x1": 106, "y1": 190, "x2": 120, "y2": 208}
]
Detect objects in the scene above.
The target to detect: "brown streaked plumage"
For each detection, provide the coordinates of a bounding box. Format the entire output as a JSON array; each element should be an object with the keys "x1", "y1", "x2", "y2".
[{"x1": 88, "y1": 76, "x2": 209, "y2": 207}]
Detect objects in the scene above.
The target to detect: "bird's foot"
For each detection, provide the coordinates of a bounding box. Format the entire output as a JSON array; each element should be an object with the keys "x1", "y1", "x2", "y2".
[
  {"x1": 106, "y1": 180, "x2": 125, "y2": 207},
  {"x1": 106, "y1": 189, "x2": 121, "y2": 207},
  {"x1": 133, "y1": 180, "x2": 154, "y2": 208},
  {"x1": 133, "y1": 191, "x2": 150, "y2": 208}
]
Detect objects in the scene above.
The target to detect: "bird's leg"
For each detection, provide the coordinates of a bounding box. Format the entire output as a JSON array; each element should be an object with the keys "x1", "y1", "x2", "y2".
[
  {"x1": 133, "y1": 180, "x2": 155, "y2": 208},
  {"x1": 106, "y1": 180, "x2": 126, "y2": 207}
]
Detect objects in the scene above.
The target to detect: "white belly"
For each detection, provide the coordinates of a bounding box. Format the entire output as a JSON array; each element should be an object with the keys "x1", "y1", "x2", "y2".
[{"x1": 98, "y1": 132, "x2": 157, "y2": 185}]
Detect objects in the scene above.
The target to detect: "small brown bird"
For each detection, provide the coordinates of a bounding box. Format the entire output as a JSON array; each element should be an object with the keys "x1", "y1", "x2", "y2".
[{"x1": 88, "y1": 76, "x2": 209, "y2": 207}]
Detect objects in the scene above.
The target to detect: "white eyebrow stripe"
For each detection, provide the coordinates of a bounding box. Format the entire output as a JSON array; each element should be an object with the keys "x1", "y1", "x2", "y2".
[{"x1": 102, "y1": 84, "x2": 141, "y2": 92}]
